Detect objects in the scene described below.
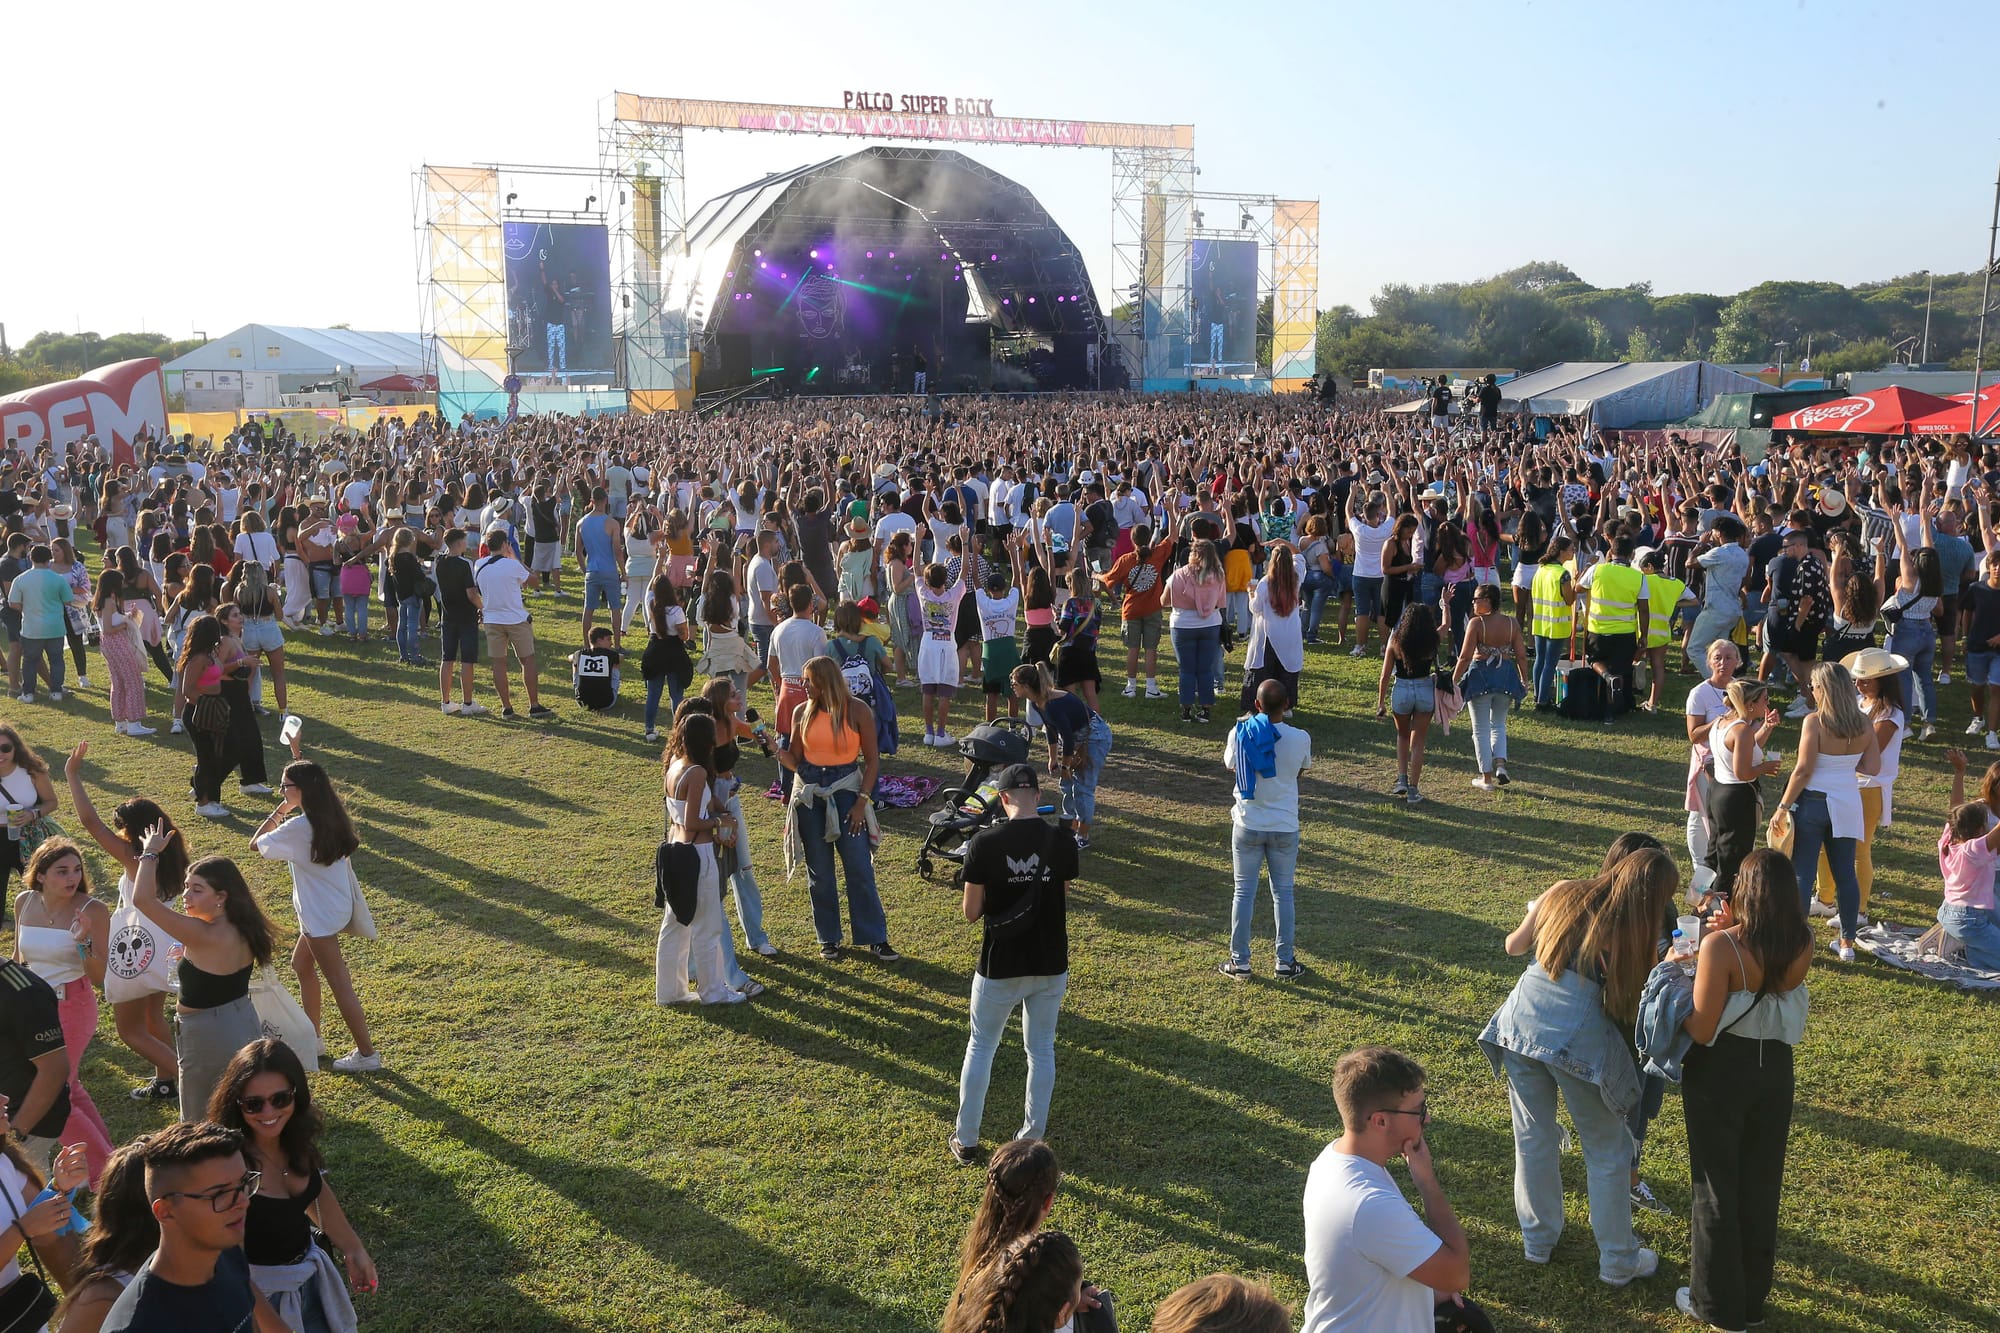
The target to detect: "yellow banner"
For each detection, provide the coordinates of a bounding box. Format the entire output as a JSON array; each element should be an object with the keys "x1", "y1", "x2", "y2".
[{"x1": 613, "y1": 93, "x2": 1193, "y2": 151}]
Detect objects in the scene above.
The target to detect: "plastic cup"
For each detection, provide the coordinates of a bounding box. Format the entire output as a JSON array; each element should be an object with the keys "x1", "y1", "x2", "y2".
[
  {"x1": 279, "y1": 715, "x2": 303, "y2": 745},
  {"x1": 1677, "y1": 914, "x2": 1701, "y2": 950}
]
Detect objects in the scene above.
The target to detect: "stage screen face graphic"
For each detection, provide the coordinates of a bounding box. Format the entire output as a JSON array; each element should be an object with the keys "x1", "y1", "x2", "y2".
[
  {"x1": 503, "y1": 223, "x2": 614, "y2": 383},
  {"x1": 1188, "y1": 239, "x2": 1258, "y2": 368}
]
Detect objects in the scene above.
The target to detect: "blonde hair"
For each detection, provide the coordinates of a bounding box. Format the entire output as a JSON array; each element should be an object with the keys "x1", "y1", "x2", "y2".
[
  {"x1": 793, "y1": 656, "x2": 857, "y2": 747},
  {"x1": 1534, "y1": 847, "x2": 1680, "y2": 1026},
  {"x1": 1811, "y1": 662, "x2": 1869, "y2": 739}
]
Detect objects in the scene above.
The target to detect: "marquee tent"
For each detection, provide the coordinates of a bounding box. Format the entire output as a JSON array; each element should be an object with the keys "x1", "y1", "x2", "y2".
[
  {"x1": 1496, "y1": 361, "x2": 1771, "y2": 428},
  {"x1": 1768, "y1": 385, "x2": 1962, "y2": 434}
]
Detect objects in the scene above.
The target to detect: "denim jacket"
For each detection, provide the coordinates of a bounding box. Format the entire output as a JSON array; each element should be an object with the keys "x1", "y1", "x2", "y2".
[
  {"x1": 1635, "y1": 958, "x2": 1697, "y2": 1084},
  {"x1": 1478, "y1": 960, "x2": 1642, "y2": 1118}
]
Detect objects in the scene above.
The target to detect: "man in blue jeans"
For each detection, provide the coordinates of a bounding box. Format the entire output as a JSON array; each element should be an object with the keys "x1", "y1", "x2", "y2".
[
  {"x1": 952, "y1": 763, "x2": 1077, "y2": 1164},
  {"x1": 574, "y1": 486, "x2": 626, "y2": 643},
  {"x1": 1220, "y1": 679, "x2": 1312, "y2": 980}
]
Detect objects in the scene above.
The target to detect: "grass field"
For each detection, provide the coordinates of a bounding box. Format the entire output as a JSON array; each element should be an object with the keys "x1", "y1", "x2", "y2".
[{"x1": 45, "y1": 579, "x2": 2000, "y2": 1332}]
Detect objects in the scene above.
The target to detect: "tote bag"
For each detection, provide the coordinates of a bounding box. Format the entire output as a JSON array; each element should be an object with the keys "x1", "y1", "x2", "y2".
[
  {"x1": 103, "y1": 876, "x2": 180, "y2": 1004},
  {"x1": 250, "y1": 966, "x2": 322, "y2": 1064}
]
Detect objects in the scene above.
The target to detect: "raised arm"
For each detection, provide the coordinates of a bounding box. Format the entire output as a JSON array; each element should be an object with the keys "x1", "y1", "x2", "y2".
[{"x1": 63, "y1": 743, "x2": 141, "y2": 874}]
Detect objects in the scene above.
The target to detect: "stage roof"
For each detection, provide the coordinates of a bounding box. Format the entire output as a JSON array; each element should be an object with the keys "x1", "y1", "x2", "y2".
[{"x1": 673, "y1": 146, "x2": 1103, "y2": 342}]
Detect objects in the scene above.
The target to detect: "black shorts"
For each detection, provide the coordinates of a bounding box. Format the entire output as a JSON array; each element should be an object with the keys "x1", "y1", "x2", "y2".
[
  {"x1": 1941, "y1": 590, "x2": 1963, "y2": 630},
  {"x1": 1587, "y1": 631, "x2": 1637, "y2": 674},
  {"x1": 1766, "y1": 619, "x2": 1820, "y2": 660},
  {"x1": 954, "y1": 594, "x2": 979, "y2": 648}
]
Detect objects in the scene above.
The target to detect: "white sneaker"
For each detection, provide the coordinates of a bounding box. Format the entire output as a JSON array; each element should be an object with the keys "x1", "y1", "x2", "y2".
[
  {"x1": 240, "y1": 784, "x2": 274, "y2": 796},
  {"x1": 1967, "y1": 719, "x2": 1986, "y2": 736},
  {"x1": 1348, "y1": 644, "x2": 1365, "y2": 656},
  {"x1": 754, "y1": 941, "x2": 778, "y2": 957},
  {"x1": 1937, "y1": 670, "x2": 1953, "y2": 686},
  {"x1": 1985, "y1": 731, "x2": 1998, "y2": 751},
  {"x1": 331, "y1": 1049, "x2": 383, "y2": 1073},
  {"x1": 318, "y1": 622, "x2": 337, "y2": 637},
  {"x1": 1808, "y1": 899, "x2": 1836, "y2": 918},
  {"x1": 196, "y1": 803, "x2": 230, "y2": 819},
  {"x1": 459, "y1": 702, "x2": 488, "y2": 717},
  {"x1": 644, "y1": 729, "x2": 659, "y2": 743},
  {"x1": 47, "y1": 690, "x2": 62, "y2": 702},
  {"x1": 1921, "y1": 723, "x2": 1936, "y2": 740},
  {"x1": 934, "y1": 731, "x2": 954, "y2": 747},
  {"x1": 1122, "y1": 680, "x2": 1137, "y2": 697},
  {"x1": 1676, "y1": 1287, "x2": 1744, "y2": 1333},
  {"x1": 1145, "y1": 685, "x2": 1164, "y2": 699},
  {"x1": 15, "y1": 693, "x2": 30, "y2": 703},
  {"x1": 170, "y1": 718, "x2": 185, "y2": 734},
  {"x1": 75, "y1": 676, "x2": 90, "y2": 690},
  {"x1": 1472, "y1": 776, "x2": 1497, "y2": 792},
  {"x1": 1600, "y1": 1246, "x2": 1659, "y2": 1287},
  {"x1": 442, "y1": 701, "x2": 462, "y2": 715},
  {"x1": 124, "y1": 722, "x2": 156, "y2": 737}
]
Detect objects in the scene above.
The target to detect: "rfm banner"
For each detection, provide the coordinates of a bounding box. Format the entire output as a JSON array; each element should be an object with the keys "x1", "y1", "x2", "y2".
[{"x1": 0, "y1": 358, "x2": 165, "y2": 467}]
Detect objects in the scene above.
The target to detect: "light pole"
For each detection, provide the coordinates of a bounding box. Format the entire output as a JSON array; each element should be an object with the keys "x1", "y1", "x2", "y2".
[
  {"x1": 1920, "y1": 269, "x2": 1935, "y2": 365},
  {"x1": 1774, "y1": 340, "x2": 1790, "y2": 388}
]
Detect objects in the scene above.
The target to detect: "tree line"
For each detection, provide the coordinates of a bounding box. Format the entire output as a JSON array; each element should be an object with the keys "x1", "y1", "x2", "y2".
[
  {"x1": 1314, "y1": 260, "x2": 1987, "y2": 383},
  {"x1": 0, "y1": 330, "x2": 204, "y2": 396}
]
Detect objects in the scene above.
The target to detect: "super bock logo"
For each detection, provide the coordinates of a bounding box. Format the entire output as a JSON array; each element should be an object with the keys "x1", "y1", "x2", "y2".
[
  {"x1": 1797, "y1": 398, "x2": 1871, "y2": 430},
  {"x1": 108, "y1": 922, "x2": 158, "y2": 979}
]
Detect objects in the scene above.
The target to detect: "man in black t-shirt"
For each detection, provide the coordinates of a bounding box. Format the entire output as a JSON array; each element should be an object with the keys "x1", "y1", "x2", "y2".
[
  {"x1": 433, "y1": 528, "x2": 489, "y2": 718},
  {"x1": 949, "y1": 764, "x2": 1078, "y2": 1165},
  {"x1": 0, "y1": 957, "x2": 70, "y2": 1169},
  {"x1": 102, "y1": 1122, "x2": 285, "y2": 1332}
]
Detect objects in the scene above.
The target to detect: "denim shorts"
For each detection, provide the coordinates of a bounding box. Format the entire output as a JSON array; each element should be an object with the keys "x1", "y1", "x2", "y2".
[
  {"x1": 309, "y1": 564, "x2": 336, "y2": 599},
  {"x1": 584, "y1": 570, "x2": 621, "y2": 612},
  {"x1": 1968, "y1": 650, "x2": 2000, "y2": 688},
  {"x1": 1329, "y1": 562, "x2": 1354, "y2": 596},
  {"x1": 440, "y1": 618, "x2": 480, "y2": 664},
  {"x1": 1390, "y1": 676, "x2": 1436, "y2": 716},
  {"x1": 1354, "y1": 575, "x2": 1385, "y2": 617},
  {"x1": 239, "y1": 615, "x2": 284, "y2": 654}
]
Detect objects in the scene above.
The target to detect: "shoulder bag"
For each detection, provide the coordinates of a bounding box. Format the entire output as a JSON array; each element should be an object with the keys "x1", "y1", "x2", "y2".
[{"x1": 0, "y1": 1174, "x2": 58, "y2": 1333}]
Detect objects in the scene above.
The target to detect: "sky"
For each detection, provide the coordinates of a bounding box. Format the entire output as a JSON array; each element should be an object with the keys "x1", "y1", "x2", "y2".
[{"x1": 3, "y1": 0, "x2": 1989, "y2": 344}]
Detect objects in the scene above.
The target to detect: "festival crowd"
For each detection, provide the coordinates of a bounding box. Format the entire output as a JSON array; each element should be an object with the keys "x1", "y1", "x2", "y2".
[{"x1": 0, "y1": 384, "x2": 1989, "y2": 1330}]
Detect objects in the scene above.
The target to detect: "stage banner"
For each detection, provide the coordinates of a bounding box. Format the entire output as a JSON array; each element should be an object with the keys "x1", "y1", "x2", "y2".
[
  {"x1": 1271, "y1": 200, "x2": 1319, "y2": 388},
  {"x1": 1, "y1": 358, "x2": 165, "y2": 467},
  {"x1": 614, "y1": 94, "x2": 1193, "y2": 151}
]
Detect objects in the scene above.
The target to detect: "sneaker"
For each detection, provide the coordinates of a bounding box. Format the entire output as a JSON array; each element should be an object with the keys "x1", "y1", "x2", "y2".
[
  {"x1": 253, "y1": 704, "x2": 272, "y2": 716},
  {"x1": 1984, "y1": 730, "x2": 1997, "y2": 751},
  {"x1": 1472, "y1": 776, "x2": 1497, "y2": 792},
  {"x1": 1784, "y1": 698, "x2": 1811, "y2": 718},
  {"x1": 1181, "y1": 706, "x2": 1193, "y2": 722},
  {"x1": 459, "y1": 702, "x2": 488, "y2": 717},
  {"x1": 528, "y1": 704, "x2": 554, "y2": 718},
  {"x1": 1630, "y1": 1179, "x2": 1672, "y2": 1215},
  {"x1": 1145, "y1": 686, "x2": 1164, "y2": 699},
  {"x1": 1830, "y1": 938, "x2": 1855, "y2": 963},
  {"x1": 1676, "y1": 1286, "x2": 1744, "y2": 1333},
  {"x1": 75, "y1": 676, "x2": 90, "y2": 690},
  {"x1": 442, "y1": 701, "x2": 463, "y2": 715},
  {"x1": 1524, "y1": 1247, "x2": 1552, "y2": 1265},
  {"x1": 1855, "y1": 913, "x2": 1870, "y2": 928},
  {"x1": 1921, "y1": 723, "x2": 1936, "y2": 741},
  {"x1": 130, "y1": 1076, "x2": 177, "y2": 1102},
  {"x1": 753, "y1": 940, "x2": 778, "y2": 957},
  {"x1": 319, "y1": 622, "x2": 337, "y2": 636},
  {"x1": 1405, "y1": 787, "x2": 1424, "y2": 805},
  {"x1": 1074, "y1": 836, "x2": 1091, "y2": 851},
  {"x1": 1970, "y1": 719, "x2": 1989, "y2": 736},
  {"x1": 868, "y1": 942, "x2": 902, "y2": 963},
  {"x1": 331, "y1": 1049, "x2": 384, "y2": 1073},
  {"x1": 1938, "y1": 670, "x2": 1953, "y2": 686},
  {"x1": 196, "y1": 802, "x2": 230, "y2": 819},
  {"x1": 736, "y1": 980, "x2": 766, "y2": 999},
  {"x1": 1195, "y1": 707, "x2": 1211, "y2": 723},
  {"x1": 1808, "y1": 900, "x2": 1836, "y2": 919},
  {"x1": 170, "y1": 718, "x2": 185, "y2": 734},
  {"x1": 1217, "y1": 961, "x2": 1251, "y2": 980},
  {"x1": 502, "y1": 707, "x2": 519, "y2": 720},
  {"x1": 1348, "y1": 644, "x2": 1365, "y2": 657},
  {"x1": 644, "y1": 729, "x2": 659, "y2": 743},
  {"x1": 1122, "y1": 680, "x2": 1137, "y2": 697},
  {"x1": 1274, "y1": 960, "x2": 1306, "y2": 980},
  {"x1": 819, "y1": 943, "x2": 842, "y2": 961},
  {"x1": 933, "y1": 731, "x2": 954, "y2": 747},
  {"x1": 240, "y1": 784, "x2": 274, "y2": 796},
  {"x1": 1495, "y1": 765, "x2": 1512, "y2": 786},
  {"x1": 949, "y1": 1136, "x2": 980, "y2": 1166},
  {"x1": 124, "y1": 722, "x2": 157, "y2": 737},
  {"x1": 1601, "y1": 1246, "x2": 1659, "y2": 1287},
  {"x1": 15, "y1": 693, "x2": 30, "y2": 703}
]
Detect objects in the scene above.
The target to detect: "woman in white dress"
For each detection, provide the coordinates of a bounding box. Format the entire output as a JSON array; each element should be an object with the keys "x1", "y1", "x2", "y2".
[
  {"x1": 1771, "y1": 662, "x2": 1881, "y2": 962},
  {"x1": 657, "y1": 713, "x2": 749, "y2": 1006}
]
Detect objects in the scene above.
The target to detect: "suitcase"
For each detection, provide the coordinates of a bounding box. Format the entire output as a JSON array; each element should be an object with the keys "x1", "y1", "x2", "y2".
[{"x1": 1556, "y1": 626, "x2": 1608, "y2": 720}]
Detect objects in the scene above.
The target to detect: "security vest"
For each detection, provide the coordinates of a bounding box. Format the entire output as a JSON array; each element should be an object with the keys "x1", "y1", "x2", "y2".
[
  {"x1": 1530, "y1": 563, "x2": 1574, "y2": 639},
  {"x1": 1644, "y1": 575, "x2": 1686, "y2": 649},
  {"x1": 1586, "y1": 561, "x2": 1643, "y2": 636}
]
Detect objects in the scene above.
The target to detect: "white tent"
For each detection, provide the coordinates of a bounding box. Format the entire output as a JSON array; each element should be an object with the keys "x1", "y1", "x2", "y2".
[{"x1": 1499, "y1": 361, "x2": 1770, "y2": 428}]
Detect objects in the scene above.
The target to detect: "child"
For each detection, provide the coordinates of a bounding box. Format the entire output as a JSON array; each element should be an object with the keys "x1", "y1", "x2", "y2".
[
  {"x1": 1940, "y1": 749, "x2": 2000, "y2": 969},
  {"x1": 570, "y1": 626, "x2": 623, "y2": 713},
  {"x1": 976, "y1": 535, "x2": 1025, "y2": 723},
  {"x1": 855, "y1": 596, "x2": 894, "y2": 660}
]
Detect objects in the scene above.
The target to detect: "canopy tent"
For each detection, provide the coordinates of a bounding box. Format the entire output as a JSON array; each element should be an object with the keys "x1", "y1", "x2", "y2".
[
  {"x1": 1498, "y1": 361, "x2": 1770, "y2": 427},
  {"x1": 1768, "y1": 386, "x2": 1963, "y2": 434},
  {"x1": 357, "y1": 373, "x2": 437, "y2": 393},
  {"x1": 1906, "y1": 384, "x2": 2000, "y2": 436}
]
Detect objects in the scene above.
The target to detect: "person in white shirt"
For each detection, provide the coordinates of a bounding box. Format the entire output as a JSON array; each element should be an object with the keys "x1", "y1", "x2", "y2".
[
  {"x1": 1346, "y1": 483, "x2": 1396, "y2": 657},
  {"x1": 1302, "y1": 1047, "x2": 1481, "y2": 1333},
  {"x1": 473, "y1": 528, "x2": 551, "y2": 719},
  {"x1": 1220, "y1": 679, "x2": 1312, "y2": 979}
]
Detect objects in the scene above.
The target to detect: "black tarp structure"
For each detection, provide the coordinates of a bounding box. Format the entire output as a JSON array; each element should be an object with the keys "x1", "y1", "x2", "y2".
[{"x1": 674, "y1": 147, "x2": 1107, "y2": 393}]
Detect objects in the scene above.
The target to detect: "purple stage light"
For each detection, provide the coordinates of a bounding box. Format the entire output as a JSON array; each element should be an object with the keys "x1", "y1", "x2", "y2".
[
  {"x1": 781, "y1": 271, "x2": 788, "y2": 280},
  {"x1": 1028, "y1": 296, "x2": 1036, "y2": 303},
  {"x1": 1002, "y1": 297, "x2": 1011, "y2": 305},
  {"x1": 888, "y1": 251, "x2": 896, "y2": 258},
  {"x1": 990, "y1": 254, "x2": 997, "y2": 262},
  {"x1": 941, "y1": 252, "x2": 948, "y2": 261},
  {"x1": 759, "y1": 260, "x2": 767, "y2": 268},
  {"x1": 866, "y1": 250, "x2": 874, "y2": 258},
  {"x1": 810, "y1": 249, "x2": 819, "y2": 259}
]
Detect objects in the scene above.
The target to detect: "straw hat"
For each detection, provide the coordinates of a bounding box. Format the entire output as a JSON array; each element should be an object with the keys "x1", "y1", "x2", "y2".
[{"x1": 1841, "y1": 646, "x2": 1908, "y2": 681}]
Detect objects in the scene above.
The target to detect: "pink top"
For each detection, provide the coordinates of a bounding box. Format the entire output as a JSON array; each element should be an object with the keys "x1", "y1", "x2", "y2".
[
  {"x1": 197, "y1": 661, "x2": 223, "y2": 690},
  {"x1": 1163, "y1": 567, "x2": 1227, "y2": 620},
  {"x1": 1938, "y1": 827, "x2": 1997, "y2": 910},
  {"x1": 1024, "y1": 606, "x2": 1055, "y2": 627}
]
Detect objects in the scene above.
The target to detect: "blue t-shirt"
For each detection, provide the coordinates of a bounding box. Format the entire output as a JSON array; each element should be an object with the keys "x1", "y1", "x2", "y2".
[
  {"x1": 8, "y1": 566, "x2": 72, "y2": 640},
  {"x1": 1935, "y1": 532, "x2": 1976, "y2": 596},
  {"x1": 579, "y1": 513, "x2": 619, "y2": 574}
]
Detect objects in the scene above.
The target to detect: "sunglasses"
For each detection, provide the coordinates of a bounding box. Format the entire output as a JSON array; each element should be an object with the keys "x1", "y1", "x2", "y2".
[
  {"x1": 238, "y1": 1088, "x2": 296, "y2": 1115},
  {"x1": 0, "y1": 744, "x2": 14, "y2": 755}
]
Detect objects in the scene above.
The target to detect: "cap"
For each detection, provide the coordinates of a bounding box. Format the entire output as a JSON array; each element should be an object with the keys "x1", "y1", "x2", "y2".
[
  {"x1": 993, "y1": 763, "x2": 1040, "y2": 792},
  {"x1": 856, "y1": 596, "x2": 880, "y2": 616}
]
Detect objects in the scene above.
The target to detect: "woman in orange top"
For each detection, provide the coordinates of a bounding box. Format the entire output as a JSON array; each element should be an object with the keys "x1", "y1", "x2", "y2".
[{"x1": 774, "y1": 656, "x2": 898, "y2": 964}]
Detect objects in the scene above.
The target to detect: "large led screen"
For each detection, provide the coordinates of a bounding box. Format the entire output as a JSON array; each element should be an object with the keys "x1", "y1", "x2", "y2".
[
  {"x1": 1188, "y1": 238, "x2": 1258, "y2": 368},
  {"x1": 504, "y1": 222, "x2": 614, "y2": 383}
]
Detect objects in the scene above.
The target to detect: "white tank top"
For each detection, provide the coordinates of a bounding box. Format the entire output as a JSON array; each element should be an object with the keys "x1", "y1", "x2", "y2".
[
  {"x1": 16, "y1": 922, "x2": 84, "y2": 988},
  {"x1": 1710, "y1": 716, "x2": 1762, "y2": 786}
]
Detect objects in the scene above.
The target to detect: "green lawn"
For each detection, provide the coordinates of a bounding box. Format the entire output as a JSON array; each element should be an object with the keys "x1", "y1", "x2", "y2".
[{"x1": 48, "y1": 584, "x2": 2000, "y2": 1332}]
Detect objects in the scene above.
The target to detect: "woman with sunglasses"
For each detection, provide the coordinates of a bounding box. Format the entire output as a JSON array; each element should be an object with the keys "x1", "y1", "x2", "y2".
[
  {"x1": 251, "y1": 741, "x2": 380, "y2": 1074},
  {"x1": 208, "y1": 1039, "x2": 376, "y2": 1331},
  {"x1": 130, "y1": 823, "x2": 274, "y2": 1119},
  {"x1": 0, "y1": 724, "x2": 59, "y2": 908}
]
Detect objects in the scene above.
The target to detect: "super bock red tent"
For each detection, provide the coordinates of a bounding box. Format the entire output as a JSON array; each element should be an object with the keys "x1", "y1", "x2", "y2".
[
  {"x1": 1904, "y1": 384, "x2": 2000, "y2": 436},
  {"x1": 1769, "y1": 385, "x2": 1963, "y2": 434}
]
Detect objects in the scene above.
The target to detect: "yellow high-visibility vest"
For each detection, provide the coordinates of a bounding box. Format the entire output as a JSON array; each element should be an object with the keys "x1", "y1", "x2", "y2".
[
  {"x1": 1645, "y1": 576, "x2": 1687, "y2": 649},
  {"x1": 1530, "y1": 563, "x2": 1573, "y2": 639},
  {"x1": 1586, "y1": 562, "x2": 1643, "y2": 636}
]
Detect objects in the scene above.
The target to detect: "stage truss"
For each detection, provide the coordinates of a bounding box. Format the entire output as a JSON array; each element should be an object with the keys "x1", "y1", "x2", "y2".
[{"x1": 1175, "y1": 193, "x2": 1320, "y2": 391}]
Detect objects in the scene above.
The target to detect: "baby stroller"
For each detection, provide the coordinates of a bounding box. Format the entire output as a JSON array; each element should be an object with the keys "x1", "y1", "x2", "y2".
[{"x1": 916, "y1": 720, "x2": 1046, "y2": 885}]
